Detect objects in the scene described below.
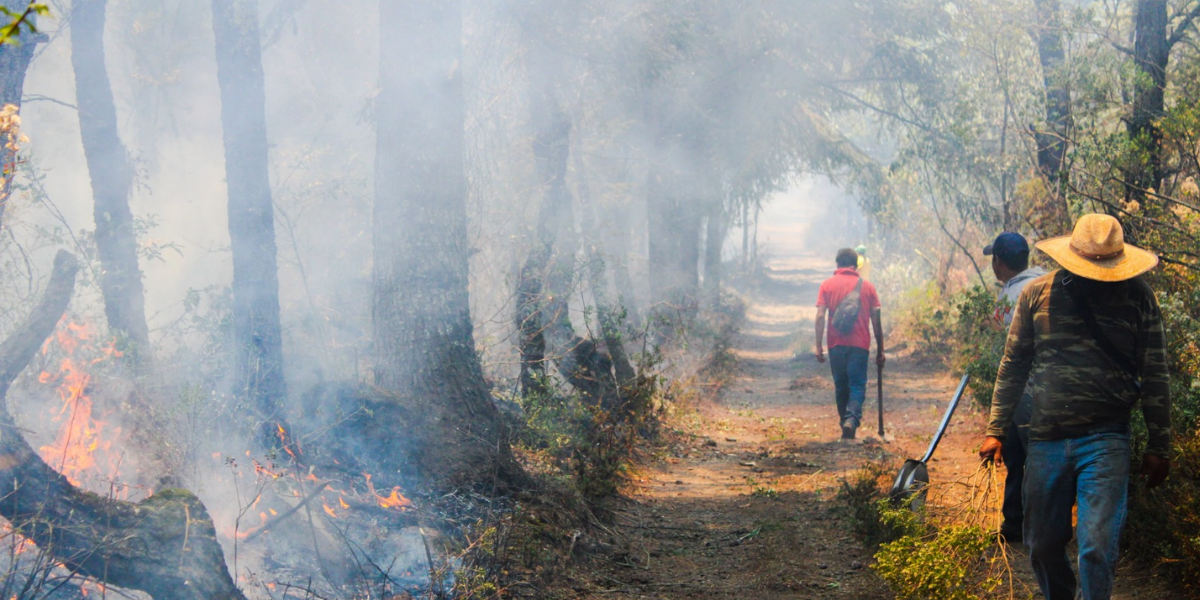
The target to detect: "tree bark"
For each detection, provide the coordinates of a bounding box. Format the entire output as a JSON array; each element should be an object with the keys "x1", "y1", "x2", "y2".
[
  {"x1": 0, "y1": 251, "x2": 244, "y2": 600},
  {"x1": 373, "y1": 0, "x2": 521, "y2": 488},
  {"x1": 1128, "y1": 0, "x2": 1169, "y2": 200},
  {"x1": 0, "y1": 0, "x2": 43, "y2": 227},
  {"x1": 70, "y1": 0, "x2": 152, "y2": 372},
  {"x1": 1031, "y1": 0, "x2": 1071, "y2": 184},
  {"x1": 211, "y1": 0, "x2": 291, "y2": 447}
]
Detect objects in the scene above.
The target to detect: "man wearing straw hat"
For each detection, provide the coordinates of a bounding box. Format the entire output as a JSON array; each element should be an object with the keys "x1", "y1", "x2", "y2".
[{"x1": 979, "y1": 213, "x2": 1171, "y2": 600}]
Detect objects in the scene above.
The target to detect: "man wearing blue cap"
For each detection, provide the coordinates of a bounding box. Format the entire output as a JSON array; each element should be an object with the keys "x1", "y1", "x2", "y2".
[{"x1": 984, "y1": 232, "x2": 1044, "y2": 543}]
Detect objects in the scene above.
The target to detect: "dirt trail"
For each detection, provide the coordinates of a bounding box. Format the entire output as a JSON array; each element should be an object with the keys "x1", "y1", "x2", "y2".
[
  {"x1": 569, "y1": 253, "x2": 1174, "y2": 599},
  {"x1": 567, "y1": 256, "x2": 963, "y2": 599}
]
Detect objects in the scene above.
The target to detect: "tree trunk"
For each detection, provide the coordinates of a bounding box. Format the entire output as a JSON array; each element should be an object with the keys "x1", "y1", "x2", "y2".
[
  {"x1": 741, "y1": 199, "x2": 750, "y2": 267},
  {"x1": 70, "y1": 0, "x2": 152, "y2": 372},
  {"x1": 645, "y1": 148, "x2": 702, "y2": 307},
  {"x1": 1128, "y1": 0, "x2": 1169, "y2": 200},
  {"x1": 0, "y1": 0, "x2": 43, "y2": 227},
  {"x1": 1031, "y1": 0, "x2": 1071, "y2": 184},
  {"x1": 574, "y1": 142, "x2": 637, "y2": 397},
  {"x1": 211, "y1": 0, "x2": 291, "y2": 448},
  {"x1": 517, "y1": 43, "x2": 623, "y2": 410},
  {"x1": 704, "y1": 196, "x2": 726, "y2": 299},
  {"x1": 373, "y1": 0, "x2": 521, "y2": 488},
  {"x1": 604, "y1": 200, "x2": 641, "y2": 330},
  {"x1": 0, "y1": 252, "x2": 244, "y2": 600}
]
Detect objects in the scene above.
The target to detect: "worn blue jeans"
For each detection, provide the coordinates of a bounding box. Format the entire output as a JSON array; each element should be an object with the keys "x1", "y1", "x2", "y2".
[
  {"x1": 1024, "y1": 429, "x2": 1131, "y2": 600},
  {"x1": 828, "y1": 345, "x2": 868, "y2": 429}
]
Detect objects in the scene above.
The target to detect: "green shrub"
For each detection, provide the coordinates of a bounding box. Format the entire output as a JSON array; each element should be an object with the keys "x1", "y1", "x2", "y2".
[
  {"x1": 873, "y1": 522, "x2": 998, "y2": 600},
  {"x1": 1124, "y1": 289, "x2": 1200, "y2": 592},
  {"x1": 949, "y1": 285, "x2": 1008, "y2": 408},
  {"x1": 839, "y1": 463, "x2": 925, "y2": 549}
]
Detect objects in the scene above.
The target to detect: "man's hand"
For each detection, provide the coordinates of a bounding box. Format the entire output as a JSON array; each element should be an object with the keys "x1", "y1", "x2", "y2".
[
  {"x1": 814, "y1": 346, "x2": 826, "y2": 363},
  {"x1": 979, "y1": 436, "x2": 1003, "y2": 466},
  {"x1": 876, "y1": 351, "x2": 886, "y2": 368},
  {"x1": 1142, "y1": 454, "x2": 1170, "y2": 489}
]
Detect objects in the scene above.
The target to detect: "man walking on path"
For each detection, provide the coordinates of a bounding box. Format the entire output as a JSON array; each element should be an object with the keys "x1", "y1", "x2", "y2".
[
  {"x1": 979, "y1": 214, "x2": 1171, "y2": 600},
  {"x1": 984, "y1": 232, "x2": 1045, "y2": 544},
  {"x1": 815, "y1": 248, "x2": 885, "y2": 440}
]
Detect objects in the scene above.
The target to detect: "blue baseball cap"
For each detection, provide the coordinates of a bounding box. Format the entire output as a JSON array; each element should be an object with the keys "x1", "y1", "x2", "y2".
[{"x1": 984, "y1": 232, "x2": 1029, "y2": 267}]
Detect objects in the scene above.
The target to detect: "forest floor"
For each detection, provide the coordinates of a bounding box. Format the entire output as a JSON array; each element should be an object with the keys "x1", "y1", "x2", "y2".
[{"x1": 561, "y1": 253, "x2": 1177, "y2": 599}]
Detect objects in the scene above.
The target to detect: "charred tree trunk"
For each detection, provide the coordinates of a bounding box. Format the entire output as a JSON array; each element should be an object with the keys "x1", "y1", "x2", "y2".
[
  {"x1": 70, "y1": 0, "x2": 152, "y2": 372},
  {"x1": 373, "y1": 0, "x2": 521, "y2": 488},
  {"x1": 1128, "y1": 0, "x2": 1169, "y2": 203},
  {"x1": 211, "y1": 0, "x2": 291, "y2": 447},
  {"x1": 0, "y1": 252, "x2": 244, "y2": 600},
  {"x1": 0, "y1": 0, "x2": 43, "y2": 227}
]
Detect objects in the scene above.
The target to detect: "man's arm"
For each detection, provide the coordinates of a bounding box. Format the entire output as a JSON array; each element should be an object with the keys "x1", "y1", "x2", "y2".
[
  {"x1": 980, "y1": 285, "x2": 1037, "y2": 463},
  {"x1": 1138, "y1": 290, "x2": 1171, "y2": 487},
  {"x1": 871, "y1": 307, "x2": 885, "y2": 367},
  {"x1": 814, "y1": 306, "x2": 827, "y2": 363}
]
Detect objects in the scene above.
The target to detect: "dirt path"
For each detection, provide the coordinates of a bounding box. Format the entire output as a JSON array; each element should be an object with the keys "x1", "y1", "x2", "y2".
[
  {"x1": 565, "y1": 256, "x2": 960, "y2": 599},
  {"x1": 567, "y1": 253, "x2": 1175, "y2": 599}
]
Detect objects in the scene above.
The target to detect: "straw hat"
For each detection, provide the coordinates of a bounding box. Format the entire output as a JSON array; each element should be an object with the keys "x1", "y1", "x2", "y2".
[{"x1": 1035, "y1": 213, "x2": 1159, "y2": 282}]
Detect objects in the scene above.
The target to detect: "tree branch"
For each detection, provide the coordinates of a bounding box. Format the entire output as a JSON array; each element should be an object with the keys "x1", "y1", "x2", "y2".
[{"x1": 1168, "y1": 2, "x2": 1200, "y2": 48}]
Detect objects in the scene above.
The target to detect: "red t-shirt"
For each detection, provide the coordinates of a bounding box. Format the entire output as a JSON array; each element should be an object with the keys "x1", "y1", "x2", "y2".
[{"x1": 816, "y1": 267, "x2": 881, "y2": 350}]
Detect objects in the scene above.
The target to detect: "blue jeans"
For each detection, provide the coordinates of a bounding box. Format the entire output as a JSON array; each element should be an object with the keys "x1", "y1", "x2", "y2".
[
  {"x1": 1024, "y1": 429, "x2": 1131, "y2": 600},
  {"x1": 828, "y1": 345, "x2": 868, "y2": 429}
]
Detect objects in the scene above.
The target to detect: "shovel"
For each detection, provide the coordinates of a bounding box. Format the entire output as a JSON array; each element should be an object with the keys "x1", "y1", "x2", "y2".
[{"x1": 888, "y1": 373, "x2": 970, "y2": 510}]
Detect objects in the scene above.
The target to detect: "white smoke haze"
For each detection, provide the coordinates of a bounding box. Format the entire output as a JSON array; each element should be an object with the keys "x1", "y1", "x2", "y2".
[{"x1": 0, "y1": 0, "x2": 1046, "y2": 596}]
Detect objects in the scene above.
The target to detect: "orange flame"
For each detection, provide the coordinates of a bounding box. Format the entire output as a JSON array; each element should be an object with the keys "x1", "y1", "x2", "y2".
[
  {"x1": 37, "y1": 321, "x2": 123, "y2": 488},
  {"x1": 376, "y1": 486, "x2": 411, "y2": 510},
  {"x1": 364, "y1": 473, "x2": 412, "y2": 510}
]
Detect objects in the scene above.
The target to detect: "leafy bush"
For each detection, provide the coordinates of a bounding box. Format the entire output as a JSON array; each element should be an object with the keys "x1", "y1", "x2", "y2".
[
  {"x1": 949, "y1": 285, "x2": 1008, "y2": 408},
  {"x1": 873, "y1": 521, "x2": 998, "y2": 600},
  {"x1": 841, "y1": 464, "x2": 1002, "y2": 600},
  {"x1": 1124, "y1": 288, "x2": 1200, "y2": 592}
]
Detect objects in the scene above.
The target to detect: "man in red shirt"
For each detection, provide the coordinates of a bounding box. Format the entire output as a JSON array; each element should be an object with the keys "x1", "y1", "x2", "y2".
[{"x1": 814, "y1": 248, "x2": 886, "y2": 439}]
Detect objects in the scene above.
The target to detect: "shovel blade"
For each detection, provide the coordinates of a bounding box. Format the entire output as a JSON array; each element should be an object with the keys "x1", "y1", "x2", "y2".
[{"x1": 889, "y1": 459, "x2": 930, "y2": 511}]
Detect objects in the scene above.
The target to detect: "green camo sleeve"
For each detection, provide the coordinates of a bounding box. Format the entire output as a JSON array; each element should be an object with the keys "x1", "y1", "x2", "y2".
[
  {"x1": 988, "y1": 284, "x2": 1036, "y2": 439},
  {"x1": 1139, "y1": 290, "x2": 1171, "y2": 457}
]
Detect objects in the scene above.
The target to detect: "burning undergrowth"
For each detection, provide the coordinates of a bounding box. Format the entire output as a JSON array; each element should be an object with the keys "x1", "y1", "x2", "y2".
[{"x1": 0, "y1": 317, "x2": 512, "y2": 599}]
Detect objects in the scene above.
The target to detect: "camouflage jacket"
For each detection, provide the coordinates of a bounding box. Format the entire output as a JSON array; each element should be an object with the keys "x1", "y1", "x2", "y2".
[{"x1": 987, "y1": 270, "x2": 1171, "y2": 457}]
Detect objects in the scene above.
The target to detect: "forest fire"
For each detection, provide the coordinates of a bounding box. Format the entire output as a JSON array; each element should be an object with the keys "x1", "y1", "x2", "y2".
[
  {"x1": 36, "y1": 321, "x2": 123, "y2": 488},
  {"x1": 365, "y1": 473, "x2": 412, "y2": 510}
]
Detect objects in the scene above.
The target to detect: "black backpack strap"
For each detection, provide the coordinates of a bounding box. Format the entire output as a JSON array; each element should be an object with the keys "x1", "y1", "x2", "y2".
[{"x1": 1062, "y1": 275, "x2": 1140, "y2": 384}]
